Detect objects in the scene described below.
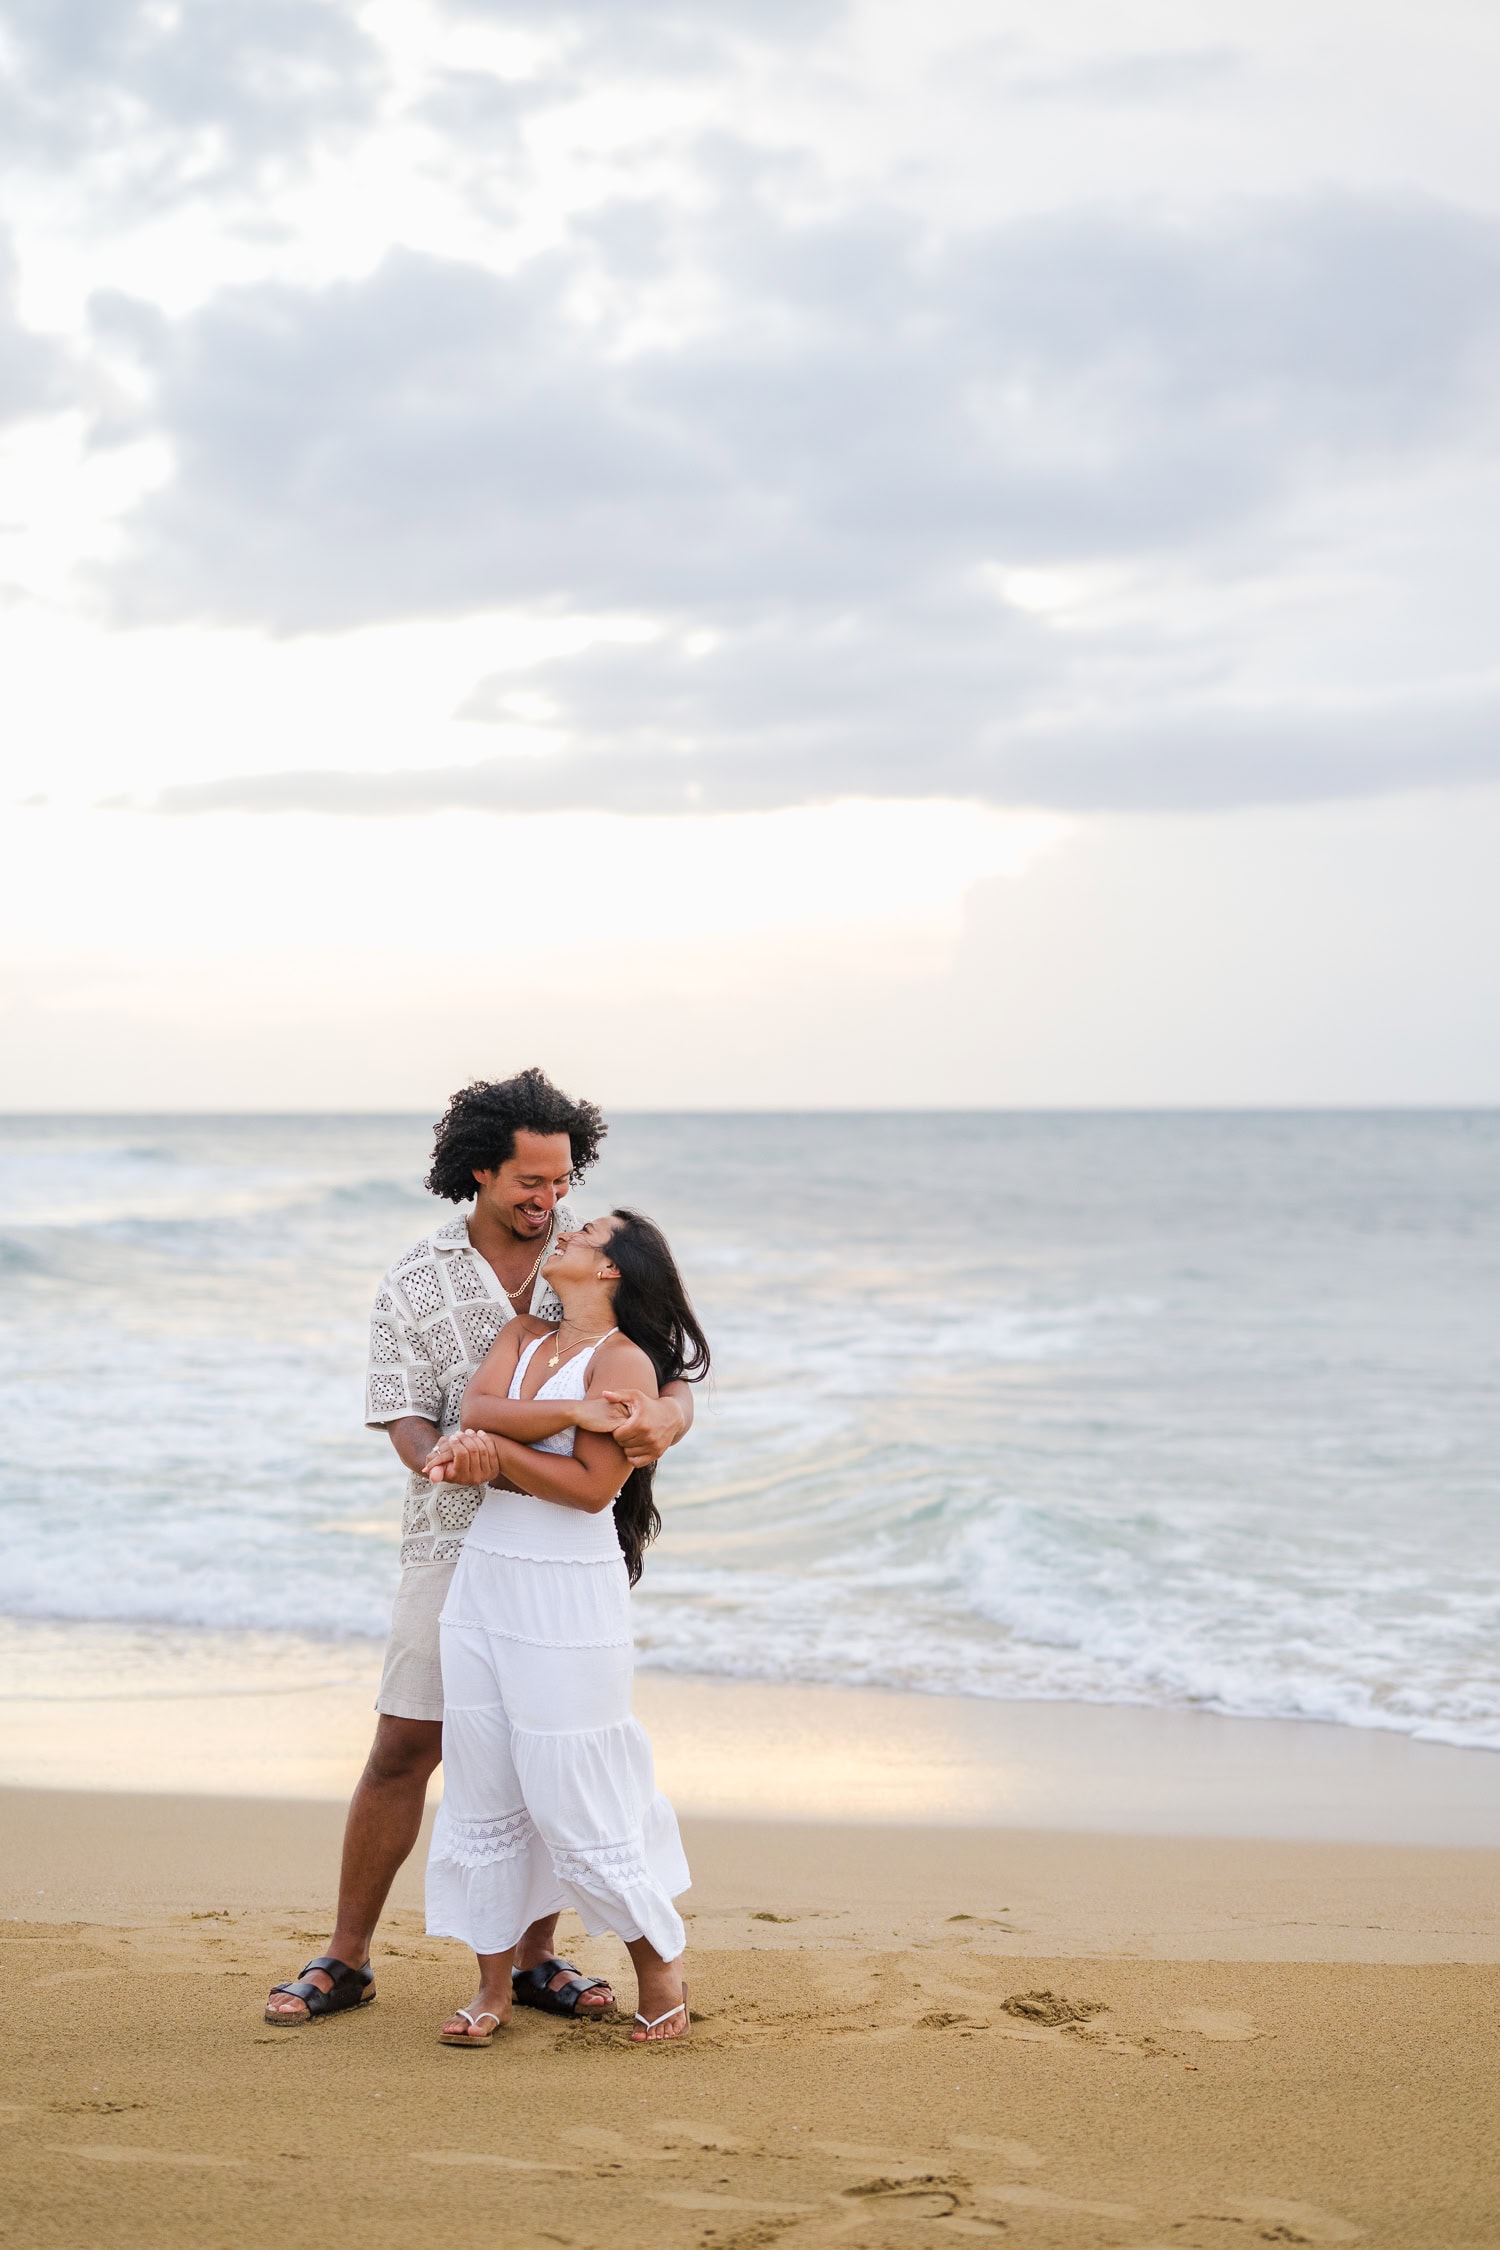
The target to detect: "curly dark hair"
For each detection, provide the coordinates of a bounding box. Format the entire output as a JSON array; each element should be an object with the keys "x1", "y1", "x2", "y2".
[{"x1": 425, "y1": 1069, "x2": 607, "y2": 1201}]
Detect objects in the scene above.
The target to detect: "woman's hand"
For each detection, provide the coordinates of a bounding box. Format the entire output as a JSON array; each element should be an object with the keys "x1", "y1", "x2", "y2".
[
  {"x1": 573, "y1": 1396, "x2": 631, "y2": 1435},
  {"x1": 424, "y1": 1430, "x2": 504, "y2": 1485}
]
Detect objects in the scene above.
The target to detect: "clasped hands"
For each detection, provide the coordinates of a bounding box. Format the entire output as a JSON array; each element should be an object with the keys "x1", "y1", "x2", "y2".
[{"x1": 423, "y1": 1389, "x2": 684, "y2": 1485}]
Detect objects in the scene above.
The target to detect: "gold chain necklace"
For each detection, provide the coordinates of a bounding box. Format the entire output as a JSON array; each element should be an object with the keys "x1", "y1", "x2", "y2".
[
  {"x1": 501, "y1": 1231, "x2": 552, "y2": 1305},
  {"x1": 547, "y1": 1323, "x2": 618, "y2": 1371}
]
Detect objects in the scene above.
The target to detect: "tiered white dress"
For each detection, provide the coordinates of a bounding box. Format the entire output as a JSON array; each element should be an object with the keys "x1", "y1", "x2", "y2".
[{"x1": 425, "y1": 1334, "x2": 689, "y2": 1963}]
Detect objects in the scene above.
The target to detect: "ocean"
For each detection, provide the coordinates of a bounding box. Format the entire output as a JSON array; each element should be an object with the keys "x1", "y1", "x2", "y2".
[{"x1": 1, "y1": 1111, "x2": 1497, "y2": 1750}]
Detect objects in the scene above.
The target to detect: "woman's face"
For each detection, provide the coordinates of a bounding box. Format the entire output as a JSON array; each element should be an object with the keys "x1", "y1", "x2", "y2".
[{"x1": 544, "y1": 1214, "x2": 619, "y2": 1285}]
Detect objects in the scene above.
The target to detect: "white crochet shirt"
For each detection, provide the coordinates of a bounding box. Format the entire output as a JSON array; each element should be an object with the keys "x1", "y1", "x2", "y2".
[{"x1": 364, "y1": 1203, "x2": 577, "y2": 1568}]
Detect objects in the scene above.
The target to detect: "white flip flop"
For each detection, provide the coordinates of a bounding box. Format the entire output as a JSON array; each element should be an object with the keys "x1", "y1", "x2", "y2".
[
  {"x1": 439, "y1": 2006, "x2": 504, "y2": 2048},
  {"x1": 631, "y1": 1984, "x2": 690, "y2": 2044}
]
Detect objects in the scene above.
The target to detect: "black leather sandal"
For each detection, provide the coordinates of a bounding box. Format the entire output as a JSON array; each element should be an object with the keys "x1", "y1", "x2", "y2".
[
  {"x1": 264, "y1": 1955, "x2": 375, "y2": 2024},
  {"x1": 511, "y1": 1958, "x2": 614, "y2": 2018}
]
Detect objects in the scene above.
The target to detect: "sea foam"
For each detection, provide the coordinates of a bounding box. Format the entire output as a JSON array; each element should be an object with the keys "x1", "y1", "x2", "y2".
[{"x1": 2, "y1": 1110, "x2": 1498, "y2": 1749}]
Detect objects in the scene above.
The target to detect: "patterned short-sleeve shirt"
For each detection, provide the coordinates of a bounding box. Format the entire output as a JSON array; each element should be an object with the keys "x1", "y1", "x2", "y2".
[{"x1": 365, "y1": 1204, "x2": 577, "y2": 1568}]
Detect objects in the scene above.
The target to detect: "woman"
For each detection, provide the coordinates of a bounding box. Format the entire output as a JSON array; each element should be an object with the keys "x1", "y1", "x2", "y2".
[{"x1": 419, "y1": 1206, "x2": 708, "y2": 2047}]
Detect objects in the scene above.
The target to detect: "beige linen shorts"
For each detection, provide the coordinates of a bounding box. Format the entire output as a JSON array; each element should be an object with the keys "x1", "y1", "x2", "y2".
[{"x1": 375, "y1": 1559, "x2": 457, "y2": 1723}]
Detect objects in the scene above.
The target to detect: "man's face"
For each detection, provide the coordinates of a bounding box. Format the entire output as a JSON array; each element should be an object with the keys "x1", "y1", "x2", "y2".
[{"x1": 472, "y1": 1131, "x2": 574, "y2": 1238}]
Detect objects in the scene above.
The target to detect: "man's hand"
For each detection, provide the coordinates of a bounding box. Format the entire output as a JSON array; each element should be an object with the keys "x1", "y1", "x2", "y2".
[
  {"x1": 424, "y1": 1430, "x2": 503, "y2": 1485},
  {"x1": 602, "y1": 1390, "x2": 687, "y2": 1469}
]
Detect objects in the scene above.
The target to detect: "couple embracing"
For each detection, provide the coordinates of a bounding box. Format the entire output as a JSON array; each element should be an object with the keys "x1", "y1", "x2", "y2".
[{"x1": 265, "y1": 1069, "x2": 706, "y2": 2046}]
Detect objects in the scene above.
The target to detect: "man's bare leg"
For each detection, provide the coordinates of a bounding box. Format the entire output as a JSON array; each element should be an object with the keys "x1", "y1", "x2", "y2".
[
  {"x1": 265, "y1": 1714, "x2": 440, "y2": 2019},
  {"x1": 264, "y1": 1718, "x2": 614, "y2": 2018}
]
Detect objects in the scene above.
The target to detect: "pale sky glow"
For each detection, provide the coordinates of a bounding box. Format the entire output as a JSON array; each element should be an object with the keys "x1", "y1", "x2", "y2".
[{"x1": 2, "y1": 0, "x2": 1499, "y2": 1108}]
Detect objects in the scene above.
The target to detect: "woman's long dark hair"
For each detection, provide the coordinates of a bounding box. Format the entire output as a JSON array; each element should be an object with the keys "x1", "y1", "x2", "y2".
[{"x1": 604, "y1": 1208, "x2": 710, "y2": 1585}]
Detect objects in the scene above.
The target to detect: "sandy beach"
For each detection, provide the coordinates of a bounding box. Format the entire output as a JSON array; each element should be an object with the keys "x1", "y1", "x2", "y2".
[
  {"x1": 5, "y1": 1775, "x2": 1500, "y2": 2250},
  {"x1": 5, "y1": 1630, "x2": 1500, "y2": 2247}
]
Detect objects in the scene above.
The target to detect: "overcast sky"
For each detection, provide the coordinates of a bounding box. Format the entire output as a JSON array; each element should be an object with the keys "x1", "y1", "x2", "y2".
[{"x1": 3, "y1": 0, "x2": 1498, "y2": 1108}]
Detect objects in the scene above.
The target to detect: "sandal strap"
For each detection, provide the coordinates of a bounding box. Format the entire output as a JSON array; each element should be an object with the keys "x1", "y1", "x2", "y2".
[
  {"x1": 456, "y1": 2009, "x2": 500, "y2": 2029},
  {"x1": 267, "y1": 1957, "x2": 374, "y2": 2012},
  {"x1": 633, "y1": 2001, "x2": 688, "y2": 2030},
  {"x1": 521, "y1": 1958, "x2": 609, "y2": 1994},
  {"x1": 512, "y1": 1959, "x2": 614, "y2": 2014}
]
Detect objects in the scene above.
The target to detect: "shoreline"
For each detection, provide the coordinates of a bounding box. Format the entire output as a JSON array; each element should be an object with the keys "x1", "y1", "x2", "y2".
[{"x1": 5, "y1": 1615, "x2": 1500, "y2": 1844}]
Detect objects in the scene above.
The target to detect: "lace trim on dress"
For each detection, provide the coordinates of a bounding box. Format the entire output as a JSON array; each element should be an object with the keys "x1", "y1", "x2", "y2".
[
  {"x1": 430, "y1": 1806, "x2": 537, "y2": 1869},
  {"x1": 551, "y1": 1838, "x2": 655, "y2": 1892}
]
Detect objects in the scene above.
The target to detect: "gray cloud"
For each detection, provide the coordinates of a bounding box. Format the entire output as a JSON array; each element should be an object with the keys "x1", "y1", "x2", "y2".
[
  {"x1": 108, "y1": 187, "x2": 1500, "y2": 623},
  {"x1": 94, "y1": 155, "x2": 1500, "y2": 815},
  {"x1": 0, "y1": 0, "x2": 380, "y2": 187},
  {"x1": 1011, "y1": 47, "x2": 1243, "y2": 104},
  {"x1": 442, "y1": 0, "x2": 844, "y2": 65},
  {"x1": 148, "y1": 674, "x2": 1500, "y2": 818},
  {"x1": 0, "y1": 233, "x2": 67, "y2": 423}
]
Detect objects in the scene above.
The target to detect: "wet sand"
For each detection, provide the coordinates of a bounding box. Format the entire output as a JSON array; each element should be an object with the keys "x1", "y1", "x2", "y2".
[
  {"x1": 6, "y1": 1618, "x2": 1500, "y2": 1845},
  {"x1": 3, "y1": 1787, "x2": 1499, "y2": 2249}
]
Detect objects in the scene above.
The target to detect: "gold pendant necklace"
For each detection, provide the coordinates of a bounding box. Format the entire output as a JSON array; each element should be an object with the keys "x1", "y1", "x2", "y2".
[{"x1": 548, "y1": 1323, "x2": 617, "y2": 1370}]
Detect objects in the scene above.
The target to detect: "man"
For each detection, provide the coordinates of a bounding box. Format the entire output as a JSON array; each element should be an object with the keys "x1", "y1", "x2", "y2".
[{"x1": 265, "y1": 1068, "x2": 691, "y2": 2024}]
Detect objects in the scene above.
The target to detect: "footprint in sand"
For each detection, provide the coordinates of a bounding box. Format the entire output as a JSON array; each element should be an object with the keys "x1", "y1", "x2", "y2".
[
  {"x1": 651, "y1": 2191, "x2": 818, "y2": 2214},
  {"x1": 1214, "y1": 2195, "x2": 1362, "y2": 2241},
  {"x1": 1170, "y1": 2008, "x2": 1263, "y2": 2042},
  {"x1": 950, "y1": 2133, "x2": 1045, "y2": 2168},
  {"x1": 811, "y1": 2142, "x2": 953, "y2": 2175},
  {"x1": 50, "y1": 2145, "x2": 246, "y2": 2168},
  {"x1": 1001, "y1": 1989, "x2": 1107, "y2": 2027},
  {"x1": 556, "y1": 2124, "x2": 694, "y2": 2165},
  {"x1": 981, "y1": 2184, "x2": 1141, "y2": 2220},
  {"x1": 559, "y1": 2123, "x2": 755, "y2": 2165},
  {"x1": 558, "y1": 2125, "x2": 650, "y2": 2159},
  {"x1": 413, "y1": 2151, "x2": 576, "y2": 2173},
  {"x1": 651, "y1": 2118, "x2": 748, "y2": 2154}
]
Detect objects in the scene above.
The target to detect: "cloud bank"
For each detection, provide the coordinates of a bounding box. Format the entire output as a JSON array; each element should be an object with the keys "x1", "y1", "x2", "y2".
[
  {"x1": 114, "y1": 179, "x2": 1500, "y2": 814},
  {"x1": 7, "y1": 0, "x2": 1499, "y2": 818}
]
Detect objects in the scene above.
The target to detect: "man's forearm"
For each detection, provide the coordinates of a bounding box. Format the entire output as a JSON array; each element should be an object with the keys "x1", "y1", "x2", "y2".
[{"x1": 387, "y1": 1415, "x2": 441, "y2": 1474}]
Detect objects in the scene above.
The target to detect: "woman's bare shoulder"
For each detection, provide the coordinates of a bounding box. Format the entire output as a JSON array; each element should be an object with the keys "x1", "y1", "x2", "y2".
[
  {"x1": 589, "y1": 1334, "x2": 657, "y2": 1390},
  {"x1": 469, "y1": 1312, "x2": 548, "y2": 1386}
]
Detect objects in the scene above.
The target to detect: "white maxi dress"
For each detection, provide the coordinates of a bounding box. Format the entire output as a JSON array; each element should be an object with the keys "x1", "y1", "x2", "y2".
[{"x1": 425, "y1": 1334, "x2": 689, "y2": 1962}]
